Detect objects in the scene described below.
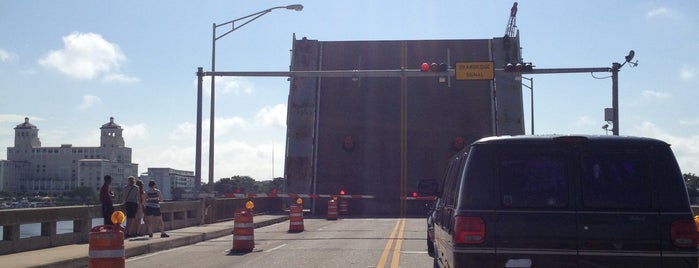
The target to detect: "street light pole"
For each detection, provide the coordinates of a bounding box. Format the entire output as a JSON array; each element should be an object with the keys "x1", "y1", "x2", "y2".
[
  {"x1": 611, "y1": 63, "x2": 620, "y2": 136},
  {"x1": 201, "y1": 4, "x2": 303, "y2": 192}
]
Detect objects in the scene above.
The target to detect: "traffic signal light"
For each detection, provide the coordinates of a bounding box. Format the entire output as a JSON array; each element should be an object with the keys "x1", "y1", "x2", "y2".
[
  {"x1": 503, "y1": 62, "x2": 533, "y2": 72},
  {"x1": 412, "y1": 191, "x2": 418, "y2": 198},
  {"x1": 339, "y1": 189, "x2": 345, "y2": 195},
  {"x1": 420, "y1": 62, "x2": 448, "y2": 72}
]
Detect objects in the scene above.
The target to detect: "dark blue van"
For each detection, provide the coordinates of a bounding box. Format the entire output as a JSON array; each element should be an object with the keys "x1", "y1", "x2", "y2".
[{"x1": 423, "y1": 135, "x2": 698, "y2": 268}]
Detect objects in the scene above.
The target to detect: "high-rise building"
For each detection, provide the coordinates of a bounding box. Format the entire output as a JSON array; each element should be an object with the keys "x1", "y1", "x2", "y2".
[
  {"x1": 2, "y1": 117, "x2": 138, "y2": 194},
  {"x1": 139, "y1": 168, "x2": 196, "y2": 200}
]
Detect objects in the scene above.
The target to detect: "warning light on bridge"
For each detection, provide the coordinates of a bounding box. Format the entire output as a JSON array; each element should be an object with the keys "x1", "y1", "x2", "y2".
[
  {"x1": 412, "y1": 192, "x2": 418, "y2": 198},
  {"x1": 339, "y1": 189, "x2": 345, "y2": 195}
]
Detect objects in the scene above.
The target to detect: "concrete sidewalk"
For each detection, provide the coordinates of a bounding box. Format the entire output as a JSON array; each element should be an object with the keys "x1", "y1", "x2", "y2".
[{"x1": 0, "y1": 214, "x2": 289, "y2": 268}]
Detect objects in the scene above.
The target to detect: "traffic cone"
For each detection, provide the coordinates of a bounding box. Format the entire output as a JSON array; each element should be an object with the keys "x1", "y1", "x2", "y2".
[
  {"x1": 327, "y1": 199, "x2": 338, "y2": 220},
  {"x1": 231, "y1": 208, "x2": 254, "y2": 253},
  {"x1": 288, "y1": 205, "x2": 304, "y2": 233}
]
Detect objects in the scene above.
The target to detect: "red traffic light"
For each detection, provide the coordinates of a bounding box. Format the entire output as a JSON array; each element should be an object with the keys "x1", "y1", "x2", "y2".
[
  {"x1": 412, "y1": 192, "x2": 418, "y2": 198},
  {"x1": 339, "y1": 189, "x2": 345, "y2": 195},
  {"x1": 421, "y1": 62, "x2": 448, "y2": 72}
]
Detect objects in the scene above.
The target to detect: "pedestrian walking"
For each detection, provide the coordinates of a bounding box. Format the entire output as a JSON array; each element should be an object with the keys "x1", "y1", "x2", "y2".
[{"x1": 145, "y1": 180, "x2": 169, "y2": 238}]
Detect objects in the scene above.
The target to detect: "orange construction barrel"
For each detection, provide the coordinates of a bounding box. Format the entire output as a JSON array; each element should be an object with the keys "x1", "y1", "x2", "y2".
[
  {"x1": 327, "y1": 199, "x2": 338, "y2": 220},
  {"x1": 232, "y1": 208, "x2": 255, "y2": 253},
  {"x1": 88, "y1": 225, "x2": 125, "y2": 268},
  {"x1": 339, "y1": 198, "x2": 349, "y2": 215},
  {"x1": 288, "y1": 205, "x2": 304, "y2": 233}
]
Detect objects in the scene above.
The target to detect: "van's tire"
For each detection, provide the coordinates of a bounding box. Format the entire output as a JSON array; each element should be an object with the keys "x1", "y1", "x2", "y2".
[
  {"x1": 432, "y1": 249, "x2": 440, "y2": 268},
  {"x1": 427, "y1": 235, "x2": 435, "y2": 257}
]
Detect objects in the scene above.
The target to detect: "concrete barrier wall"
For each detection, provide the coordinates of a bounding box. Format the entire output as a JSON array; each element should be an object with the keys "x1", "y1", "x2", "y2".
[{"x1": 0, "y1": 198, "x2": 284, "y2": 255}]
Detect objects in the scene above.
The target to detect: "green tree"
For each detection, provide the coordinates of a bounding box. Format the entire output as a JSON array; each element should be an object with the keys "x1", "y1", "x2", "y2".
[
  {"x1": 684, "y1": 173, "x2": 699, "y2": 197},
  {"x1": 70, "y1": 186, "x2": 98, "y2": 204},
  {"x1": 231, "y1": 176, "x2": 257, "y2": 193},
  {"x1": 172, "y1": 187, "x2": 186, "y2": 200}
]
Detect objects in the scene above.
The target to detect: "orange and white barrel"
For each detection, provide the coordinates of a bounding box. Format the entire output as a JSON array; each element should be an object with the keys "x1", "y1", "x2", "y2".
[
  {"x1": 288, "y1": 205, "x2": 304, "y2": 233},
  {"x1": 88, "y1": 225, "x2": 125, "y2": 268},
  {"x1": 327, "y1": 200, "x2": 338, "y2": 220},
  {"x1": 232, "y1": 208, "x2": 254, "y2": 253},
  {"x1": 339, "y1": 199, "x2": 349, "y2": 215}
]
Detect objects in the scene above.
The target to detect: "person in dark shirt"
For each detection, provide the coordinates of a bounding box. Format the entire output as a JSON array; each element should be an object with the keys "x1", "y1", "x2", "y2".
[{"x1": 100, "y1": 175, "x2": 115, "y2": 225}]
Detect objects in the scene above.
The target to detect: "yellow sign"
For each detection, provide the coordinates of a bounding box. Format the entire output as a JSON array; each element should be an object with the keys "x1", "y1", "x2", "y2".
[{"x1": 455, "y1": 62, "x2": 494, "y2": 81}]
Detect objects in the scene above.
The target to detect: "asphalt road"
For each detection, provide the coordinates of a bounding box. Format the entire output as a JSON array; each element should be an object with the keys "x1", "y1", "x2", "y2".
[{"x1": 125, "y1": 217, "x2": 432, "y2": 268}]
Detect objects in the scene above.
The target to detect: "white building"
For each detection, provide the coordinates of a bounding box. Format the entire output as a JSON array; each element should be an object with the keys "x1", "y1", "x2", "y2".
[
  {"x1": 139, "y1": 168, "x2": 196, "y2": 200},
  {"x1": 2, "y1": 117, "x2": 138, "y2": 194}
]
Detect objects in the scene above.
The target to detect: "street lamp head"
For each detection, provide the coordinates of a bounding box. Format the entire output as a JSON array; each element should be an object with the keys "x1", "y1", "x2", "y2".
[
  {"x1": 625, "y1": 50, "x2": 635, "y2": 63},
  {"x1": 286, "y1": 4, "x2": 304, "y2": 11}
]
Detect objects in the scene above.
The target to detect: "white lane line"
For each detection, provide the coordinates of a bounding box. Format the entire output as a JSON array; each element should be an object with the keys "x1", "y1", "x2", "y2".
[
  {"x1": 126, "y1": 245, "x2": 193, "y2": 262},
  {"x1": 266, "y1": 243, "x2": 287, "y2": 253}
]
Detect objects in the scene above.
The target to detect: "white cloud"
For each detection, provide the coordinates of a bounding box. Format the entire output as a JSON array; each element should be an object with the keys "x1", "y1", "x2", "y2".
[
  {"x1": 103, "y1": 73, "x2": 140, "y2": 83},
  {"x1": 202, "y1": 76, "x2": 254, "y2": 95},
  {"x1": 38, "y1": 32, "x2": 137, "y2": 82},
  {"x1": 215, "y1": 116, "x2": 248, "y2": 137},
  {"x1": 76, "y1": 95, "x2": 102, "y2": 111},
  {"x1": 633, "y1": 121, "x2": 699, "y2": 174},
  {"x1": 255, "y1": 104, "x2": 287, "y2": 128},
  {"x1": 647, "y1": 7, "x2": 673, "y2": 18},
  {"x1": 122, "y1": 123, "x2": 148, "y2": 141},
  {"x1": 641, "y1": 90, "x2": 671, "y2": 100},
  {"x1": 169, "y1": 122, "x2": 195, "y2": 140},
  {"x1": 680, "y1": 65, "x2": 697, "y2": 81},
  {"x1": 211, "y1": 139, "x2": 281, "y2": 180},
  {"x1": 0, "y1": 49, "x2": 12, "y2": 62}
]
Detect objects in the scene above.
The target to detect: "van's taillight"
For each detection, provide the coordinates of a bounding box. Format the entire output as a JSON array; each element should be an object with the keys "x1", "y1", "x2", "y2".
[
  {"x1": 453, "y1": 216, "x2": 485, "y2": 244},
  {"x1": 671, "y1": 219, "x2": 698, "y2": 247}
]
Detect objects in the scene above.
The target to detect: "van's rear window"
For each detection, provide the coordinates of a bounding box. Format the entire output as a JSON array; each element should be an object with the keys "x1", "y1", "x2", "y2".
[
  {"x1": 581, "y1": 151, "x2": 651, "y2": 209},
  {"x1": 499, "y1": 151, "x2": 568, "y2": 208}
]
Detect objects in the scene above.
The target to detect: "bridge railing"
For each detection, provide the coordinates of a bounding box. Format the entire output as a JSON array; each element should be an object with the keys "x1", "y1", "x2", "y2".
[{"x1": 0, "y1": 197, "x2": 284, "y2": 255}]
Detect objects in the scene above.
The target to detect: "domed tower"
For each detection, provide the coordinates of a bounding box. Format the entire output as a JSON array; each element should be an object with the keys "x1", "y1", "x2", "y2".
[
  {"x1": 14, "y1": 117, "x2": 41, "y2": 149},
  {"x1": 100, "y1": 117, "x2": 125, "y2": 149}
]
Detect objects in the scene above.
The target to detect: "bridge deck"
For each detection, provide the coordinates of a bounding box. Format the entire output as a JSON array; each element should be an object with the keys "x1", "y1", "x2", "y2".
[{"x1": 0, "y1": 215, "x2": 288, "y2": 268}]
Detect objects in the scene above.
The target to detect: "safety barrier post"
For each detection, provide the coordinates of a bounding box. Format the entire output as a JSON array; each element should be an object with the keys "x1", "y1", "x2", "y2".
[
  {"x1": 327, "y1": 199, "x2": 338, "y2": 220},
  {"x1": 88, "y1": 225, "x2": 125, "y2": 268},
  {"x1": 231, "y1": 208, "x2": 254, "y2": 253},
  {"x1": 289, "y1": 198, "x2": 304, "y2": 233},
  {"x1": 339, "y1": 198, "x2": 349, "y2": 215}
]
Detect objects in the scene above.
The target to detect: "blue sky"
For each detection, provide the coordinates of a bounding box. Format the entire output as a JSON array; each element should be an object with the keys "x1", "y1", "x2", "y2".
[{"x1": 1, "y1": 1, "x2": 698, "y2": 181}]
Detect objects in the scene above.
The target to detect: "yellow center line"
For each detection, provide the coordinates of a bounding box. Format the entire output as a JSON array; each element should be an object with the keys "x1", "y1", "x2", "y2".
[
  {"x1": 390, "y1": 218, "x2": 406, "y2": 268},
  {"x1": 376, "y1": 218, "x2": 406, "y2": 268}
]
